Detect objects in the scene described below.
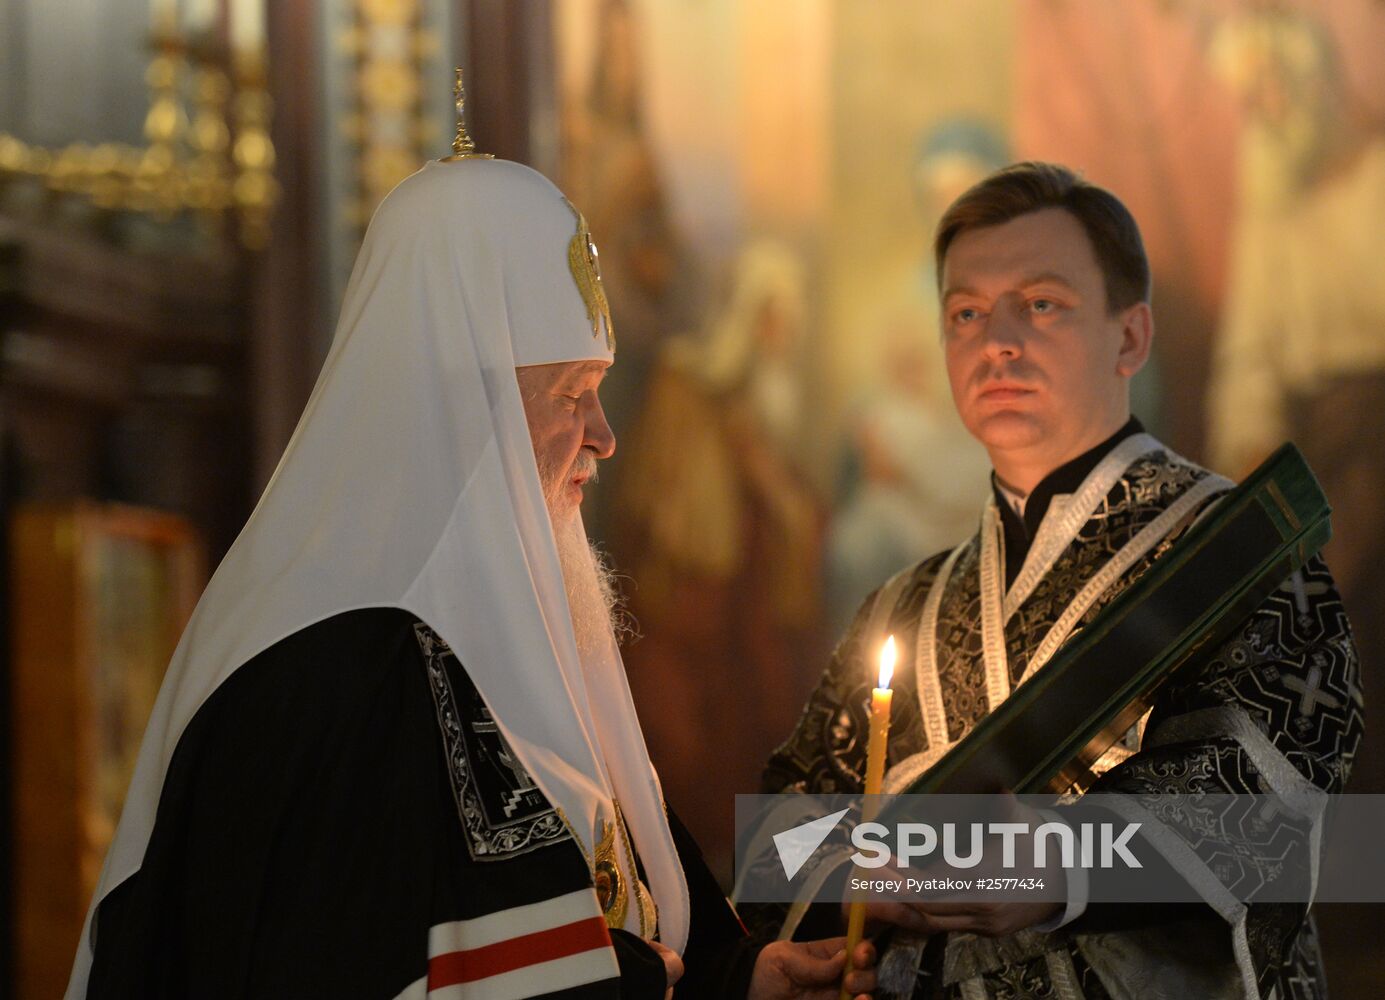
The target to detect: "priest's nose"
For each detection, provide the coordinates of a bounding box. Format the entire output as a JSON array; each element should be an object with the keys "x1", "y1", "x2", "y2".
[{"x1": 980, "y1": 302, "x2": 1026, "y2": 362}]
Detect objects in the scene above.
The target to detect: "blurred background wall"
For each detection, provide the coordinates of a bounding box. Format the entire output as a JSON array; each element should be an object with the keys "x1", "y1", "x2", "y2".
[{"x1": 2, "y1": 1, "x2": 1382, "y2": 996}]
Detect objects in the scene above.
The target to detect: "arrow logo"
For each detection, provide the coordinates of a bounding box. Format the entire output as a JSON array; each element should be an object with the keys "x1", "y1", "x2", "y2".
[{"x1": 772, "y1": 808, "x2": 850, "y2": 880}]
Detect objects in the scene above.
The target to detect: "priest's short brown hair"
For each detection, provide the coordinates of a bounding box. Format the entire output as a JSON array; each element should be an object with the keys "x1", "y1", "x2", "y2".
[{"x1": 934, "y1": 161, "x2": 1151, "y2": 315}]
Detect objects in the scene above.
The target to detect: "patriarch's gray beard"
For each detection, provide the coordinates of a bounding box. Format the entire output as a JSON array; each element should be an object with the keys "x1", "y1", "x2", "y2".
[
  {"x1": 551, "y1": 515, "x2": 635, "y2": 656},
  {"x1": 539, "y1": 449, "x2": 635, "y2": 656}
]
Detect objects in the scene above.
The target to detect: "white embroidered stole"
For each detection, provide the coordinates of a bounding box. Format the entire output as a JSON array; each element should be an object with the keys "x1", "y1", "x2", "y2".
[{"x1": 885, "y1": 436, "x2": 1234, "y2": 791}]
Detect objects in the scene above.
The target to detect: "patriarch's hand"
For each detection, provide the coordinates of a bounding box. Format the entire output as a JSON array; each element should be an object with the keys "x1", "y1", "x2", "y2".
[
  {"x1": 748, "y1": 936, "x2": 876, "y2": 1000},
  {"x1": 648, "y1": 940, "x2": 683, "y2": 999}
]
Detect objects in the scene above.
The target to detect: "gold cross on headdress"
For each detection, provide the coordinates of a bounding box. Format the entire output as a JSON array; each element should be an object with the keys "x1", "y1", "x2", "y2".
[
  {"x1": 441, "y1": 67, "x2": 494, "y2": 162},
  {"x1": 567, "y1": 203, "x2": 616, "y2": 351}
]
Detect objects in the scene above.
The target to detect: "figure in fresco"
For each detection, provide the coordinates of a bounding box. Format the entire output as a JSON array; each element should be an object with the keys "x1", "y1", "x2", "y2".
[
  {"x1": 561, "y1": 0, "x2": 698, "y2": 547},
  {"x1": 911, "y1": 121, "x2": 1013, "y2": 260},
  {"x1": 825, "y1": 321, "x2": 990, "y2": 636},
  {"x1": 619, "y1": 240, "x2": 826, "y2": 882},
  {"x1": 66, "y1": 149, "x2": 877, "y2": 998},
  {"x1": 825, "y1": 120, "x2": 1008, "y2": 633},
  {"x1": 754, "y1": 163, "x2": 1361, "y2": 998},
  {"x1": 1205, "y1": 5, "x2": 1385, "y2": 790}
]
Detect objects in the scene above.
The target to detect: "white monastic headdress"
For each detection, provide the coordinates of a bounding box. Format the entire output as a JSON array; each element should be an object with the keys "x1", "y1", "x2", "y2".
[{"x1": 67, "y1": 110, "x2": 686, "y2": 998}]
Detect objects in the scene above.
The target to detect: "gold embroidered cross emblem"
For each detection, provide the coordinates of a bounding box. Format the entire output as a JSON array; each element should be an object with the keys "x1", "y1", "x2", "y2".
[{"x1": 566, "y1": 203, "x2": 615, "y2": 352}]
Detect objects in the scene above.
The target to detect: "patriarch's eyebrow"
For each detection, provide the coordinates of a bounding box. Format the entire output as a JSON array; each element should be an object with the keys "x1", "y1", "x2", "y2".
[{"x1": 558, "y1": 361, "x2": 609, "y2": 389}]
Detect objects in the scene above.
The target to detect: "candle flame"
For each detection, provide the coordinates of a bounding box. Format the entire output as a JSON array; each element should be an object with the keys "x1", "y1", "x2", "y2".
[{"x1": 878, "y1": 635, "x2": 896, "y2": 689}]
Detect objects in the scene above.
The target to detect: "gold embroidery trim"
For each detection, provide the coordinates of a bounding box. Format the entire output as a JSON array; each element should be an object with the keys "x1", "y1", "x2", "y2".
[{"x1": 611, "y1": 800, "x2": 654, "y2": 938}]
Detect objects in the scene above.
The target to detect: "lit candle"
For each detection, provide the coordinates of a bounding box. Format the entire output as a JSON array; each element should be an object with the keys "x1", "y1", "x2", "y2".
[
  {"x1": 839, "y1": 635, "x2": 896, "y2": 1000},
  {"x1": 230, "y1": 0, "x2": 264, "y2": 52}
]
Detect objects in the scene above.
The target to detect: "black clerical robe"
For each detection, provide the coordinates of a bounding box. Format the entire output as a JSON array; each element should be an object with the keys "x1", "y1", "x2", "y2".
[
  {"x1": 755, "y1": 426, "x2": 1362, "y2": 999},
  {"x1": 84, "y1": 608, "x2": 756, "y2": 999}
]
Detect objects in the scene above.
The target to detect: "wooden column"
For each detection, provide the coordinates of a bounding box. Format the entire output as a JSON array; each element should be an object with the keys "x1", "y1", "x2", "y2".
[
  {"x1": 249, "y1": 2, "x2": 326, "y2": 490},
  {"x1": 464, "y1": 0, "x2": 556, "y2": 172}
]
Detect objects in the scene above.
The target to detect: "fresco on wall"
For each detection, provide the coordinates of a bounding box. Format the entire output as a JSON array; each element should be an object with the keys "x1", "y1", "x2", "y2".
[
  {"x1": 557, "y1": 0, "x2": 1009, "y2": 879},
  {"x1": 557, "y1": 8, "x2": 1385, "y2": 928},
  {"x1": 1203, "y1": 2, "x2": 1385, "y2": 802}
]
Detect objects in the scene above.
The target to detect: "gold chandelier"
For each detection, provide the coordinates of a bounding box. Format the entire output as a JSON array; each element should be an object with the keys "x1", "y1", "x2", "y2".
[{"x1": 0, "y1": 2, "x2": 278, "y2": 250}]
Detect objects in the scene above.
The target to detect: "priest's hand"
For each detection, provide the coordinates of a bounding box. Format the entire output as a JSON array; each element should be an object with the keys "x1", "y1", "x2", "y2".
[
  {"x1": 748, "y1": 937, "x2": 876, "y2": 1000},
  {"x1": 649, "y1": 939, "x2": 684, "y2": 998},
  {"x1": 872, "y1": 892, "x2": 1062, "y2": 939},
  {"x1": 843, "y1": 877, "x2": 1062, "y2": 939},
  {"x1": 844, "y1": 795, "x2": 1066, "y2": 938}
]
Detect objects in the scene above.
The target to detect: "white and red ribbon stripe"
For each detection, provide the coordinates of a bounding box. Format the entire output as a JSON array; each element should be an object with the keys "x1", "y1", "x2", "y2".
[{"x1": 395, "y1": 889, "x2": 620, "y2": 999}]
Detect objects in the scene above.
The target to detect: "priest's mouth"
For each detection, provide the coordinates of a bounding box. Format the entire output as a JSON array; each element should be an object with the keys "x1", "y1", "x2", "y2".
[{"x1": 978, "y1": 384, "x2": 1036, "y2": 402}]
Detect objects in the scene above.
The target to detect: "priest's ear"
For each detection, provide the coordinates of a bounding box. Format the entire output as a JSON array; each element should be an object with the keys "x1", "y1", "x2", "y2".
[{"x1": 1114, "y1": 301, "x2": 1154, "y2": 379}]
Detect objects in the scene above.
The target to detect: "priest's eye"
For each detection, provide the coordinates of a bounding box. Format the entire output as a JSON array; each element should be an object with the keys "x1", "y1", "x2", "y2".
[
  {"x1": 952, "y1": 307, "x2": 980, "y2": 325},
  {"x1": 1029, "y1": 298, "x2": 1056, "y2": 314}
]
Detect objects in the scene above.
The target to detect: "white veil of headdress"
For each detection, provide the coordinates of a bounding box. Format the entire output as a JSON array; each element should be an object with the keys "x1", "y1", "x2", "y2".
[{"x1": 66, "y1": 158, "x2": 689, "y2": 997}]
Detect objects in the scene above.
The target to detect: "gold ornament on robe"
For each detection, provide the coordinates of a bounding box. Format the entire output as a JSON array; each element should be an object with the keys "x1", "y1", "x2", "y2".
[
  {"x1": 567, "y1": 203, "x2": 616, "y2": 351},
  {"x1": 593, "y1": 800, "x2": 657, "y2": 936},
  {"x1": 592, "y1": 814, "x2": 629, "y2": 929}
]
